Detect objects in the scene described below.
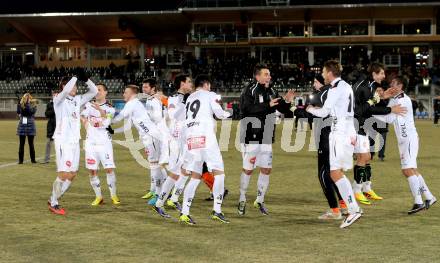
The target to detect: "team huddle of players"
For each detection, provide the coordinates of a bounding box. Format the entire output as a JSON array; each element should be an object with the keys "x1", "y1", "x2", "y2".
[{"x1": 47, "y1": 61, "x2": 436, "y2": 229}]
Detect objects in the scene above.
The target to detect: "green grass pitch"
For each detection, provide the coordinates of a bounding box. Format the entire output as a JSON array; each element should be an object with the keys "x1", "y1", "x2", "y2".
[{"x1": 0, "y1": 119, "x2": 439, "y2": 262}]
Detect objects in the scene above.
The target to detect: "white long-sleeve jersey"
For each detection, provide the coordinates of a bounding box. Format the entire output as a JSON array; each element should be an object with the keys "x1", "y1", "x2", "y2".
[
  {"x1": 307, "y1": 78, "x2": 355, "y2": 135},
  {"x1": 81, "y1": 101, "x2": 115, "y2": 144},
  {"x1": 52, "y1": 77, "x2": 98, "y2": 143},
  {"x1": 145, "y1": 94, "x2": 169, "y2": 137},
  {"x1": 167, "y1": 93, "x2": 187, "y2": 140},
  {"x1": 374, "y1": 92, "x2": 417, "y2": 142},
  {"x1": 184, "y1": 89, "x2": 230, "y2": 140},
  {"x1": 112, "y1": 98, "x2": 164, "y2": 141}
]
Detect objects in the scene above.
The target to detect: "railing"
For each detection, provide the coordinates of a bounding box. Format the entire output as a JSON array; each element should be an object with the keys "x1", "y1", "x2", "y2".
[{"x1": 188, "y1": 33, "x2": 249, "y2": 44}]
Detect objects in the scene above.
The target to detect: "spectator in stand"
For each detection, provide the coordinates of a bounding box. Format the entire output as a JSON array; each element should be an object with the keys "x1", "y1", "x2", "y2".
[
  {"x1": 17, "y1": 93, "x2": 37, "y2": 164},
  {"x1": 42, "y1": 90, "x2": 57, "y2": 164}
]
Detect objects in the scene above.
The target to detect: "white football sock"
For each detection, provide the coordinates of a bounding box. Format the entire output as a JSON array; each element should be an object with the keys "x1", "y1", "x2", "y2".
[
  {"x1": 152, "y1": 166, "x2": 163, "y2": 196},
  {"x1": 352, "y1": 181, "x2": 363, "y2": 194},
  {"x1": 170, "y1": 174, "x2": 189, "y2": 202},
  {"x1": 256, "y1": 173, "x2": 270, "y2": 203},
  {"x1": 362, "y1": 181, "x2": 372, "y2": 192},
  {"x1": 149, "y1": 170, "x2": 156, "y2": 193},
  {"x1": 161, "y1": 167, "x2": 168, "y2": 181},
  {"x1": 417, "y1": 174, "x2": 434, "y2": 200},
  {"x1": 50, "y1": 177, "x2": 63, "y2": 206},
  {"x1": 181, "y1": 178, "x2": 201, "y2": 216},
  {"x1": 60, "y1": 179, "x2": 71, "y2": 196},
  {"x1": 89, "y1": 175, "x2": 102, "y2": 198},
  {"x1": 239, "y1": 172, "x2": 251, "y2": 202},
  {"x1": 106, "y1": 171, "x2": 117, "y2": 198},
  {"x1": 407, "y1": 175, "x2": 423, "y2": 205},
  {"x1": 335, "y1": 175, "x2": 359, "y2": 214},
  {"x1": 156, "y1": 176, "x2": 176, "y2": 207},
  {"x1": 212, "y1": 174, "x2": 225, "y2": 213}
]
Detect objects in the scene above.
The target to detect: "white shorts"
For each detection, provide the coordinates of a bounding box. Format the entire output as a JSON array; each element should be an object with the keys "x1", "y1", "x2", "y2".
[
  {"x1": 241, "y1": 144, "x2": 273, "y2": 170},
  {"x1": 142, "y1": 135, "x2": 169, "y2": 165},
  {"x1": 182, "y1": 136, "x2": 224, "y2": 174},
  {"x1": 84, "y1": 141, "x2": 115, "y2": 170},
  {"x1": 354, "y1": 134, "x2": 370, "y2": 154},
  {"x1": 167, "y1": 139, "x2": 184, "y2": 175},
  {"x1": 399, "y1": 136, "x2": 419, "y2": 169},
  {"x1": 55, "y1": 140, "x2": 80, "y2": 173},
  {"x1": 329, "y1": 133, "x2": 355, "y2": 171}
]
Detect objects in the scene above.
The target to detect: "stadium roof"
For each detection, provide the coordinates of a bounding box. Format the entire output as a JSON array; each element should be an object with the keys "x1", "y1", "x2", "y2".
[
  {"x1": 1, "y1": 0, "x2": 440, "y2": 46},
  {"x1": 1, "y1": 0, "x2": 440, "y2": 15}
]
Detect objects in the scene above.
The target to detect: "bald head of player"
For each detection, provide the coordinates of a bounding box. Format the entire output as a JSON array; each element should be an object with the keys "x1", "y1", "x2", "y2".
[
  {"x1": 59, "y1": 76, "x2": 78, "y2": 96},
  {"x1": 123, "y1": 85, "x2": 139, "y2": 102},
  {"x1": 195, "y1": 74, "x2": 212, "y2": 91},
  {"x1": 322, "y1": 60, "x2": 343, "y2": 85},
  {"x1": 254, "y1": 64, "x2": 271, "y2": 88}
]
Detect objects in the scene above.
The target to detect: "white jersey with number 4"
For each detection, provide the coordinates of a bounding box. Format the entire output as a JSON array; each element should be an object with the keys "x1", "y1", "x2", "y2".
[{"x1": 307, "y1": 78, "x2": 356, "y2": 171}]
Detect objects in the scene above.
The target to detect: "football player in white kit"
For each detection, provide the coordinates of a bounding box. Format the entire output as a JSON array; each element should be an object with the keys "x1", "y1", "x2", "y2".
[
  {"x1": 152, "y1": 74, "x2": 193, "y2": 217},
  {"x1": 179, "y1": 75, "x2": 231, "y2": 225},
  {"x1": 112, "y1": 85, "x2": 169, "y2": 167},
  {"x1": 81, "y1": 83, "x2": 120, "y2": 206},
  {"x1": 373, "y1": 76, "x2": 436, "y2": 214},
  {"x1": 307, "y1": 60, "x2": 362, "y2": 228},
  {"x1": 48, "y1": 73, "x2": 98, "y2": 215},
  {"x1": 141, "y1": 78, "x2": 170, "y2": 206}
]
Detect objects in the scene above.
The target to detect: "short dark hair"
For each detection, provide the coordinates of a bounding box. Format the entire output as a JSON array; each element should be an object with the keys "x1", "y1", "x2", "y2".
[
  {"x1": 254, "y1": 63, "x2": 269, "y2": 77},
  {"x1": 174, "y1": 74, "x2": 190, "y2": 90},
  {"x1": 391, "y1": 75, "x2": 407, "y2": 90},
  {"x1": 368, "y1": 62, "x2": 385, "y2": 75},
  {"x1": 143, "y1": 78, "x2": 160, "y2": 91},
  {"x1": 59, "y1": 76, "x2": 72, "y2": 92},
  {"x1": 323, "y1": 60, "x2": 343, "y2": 77},
  {"x1": 126, "y1": 84, "x2": 139, "y2": 94},
  {"x1": 194, "y1": 74, "x2": 211, "y2": 88},
  {"x1": 96, "y1": 83, "x2": 108, "y2": 91}
]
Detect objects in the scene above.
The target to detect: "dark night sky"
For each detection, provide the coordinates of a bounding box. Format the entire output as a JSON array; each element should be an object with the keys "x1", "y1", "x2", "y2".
[{"x1": 1, "y1": 0, "x2": 438, "y2": 14}]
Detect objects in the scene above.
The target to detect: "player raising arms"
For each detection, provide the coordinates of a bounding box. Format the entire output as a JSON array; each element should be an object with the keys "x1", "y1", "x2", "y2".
[
  {"x1": 81, "y1": 83, "x2": 119, "y2": 206},
  {"x1": 48, "y1": 71, "x2": 98, "y2": 215},
  {"x1": 373, "y1": 76, "x2": 436, "y2": 214},
  {"x1": 307, "y1": 60, "x2": 362, "y2": 228},
  {"x1": 179, "y1": 75, "x2": 231, "y2": 225}
]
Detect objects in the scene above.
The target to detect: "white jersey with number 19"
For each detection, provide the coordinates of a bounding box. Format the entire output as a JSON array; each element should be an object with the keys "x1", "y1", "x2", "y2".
[{"x1": 182, "y1": 89, "x2": 230, "y2": 174}]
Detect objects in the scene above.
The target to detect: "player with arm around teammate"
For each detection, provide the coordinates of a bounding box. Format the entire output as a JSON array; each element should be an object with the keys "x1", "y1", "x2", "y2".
[
  {"x1": 373, "y1": 76, "x2": 436, "y2": 214},
  {"x1": 81, "y1": 83, "x2": 120, "y2": 206},
  {"x1": 307, "y1": 60, "x2": 362, "y2": 228}
]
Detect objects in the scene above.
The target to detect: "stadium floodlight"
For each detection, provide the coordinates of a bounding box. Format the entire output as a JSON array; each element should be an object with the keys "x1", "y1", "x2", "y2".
[
  {"x1": 10, "y1": 47, "x2": 16, "y2": 51},
  {"x1": 109, "y1": 38, "x2": 123, "y2": 42},
  {"x1": 56, "y1": 39, "x2": 70, "y2": 43},
  {"x1": 25, "y1": 52, "x2": 33, "y2": 55}
]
